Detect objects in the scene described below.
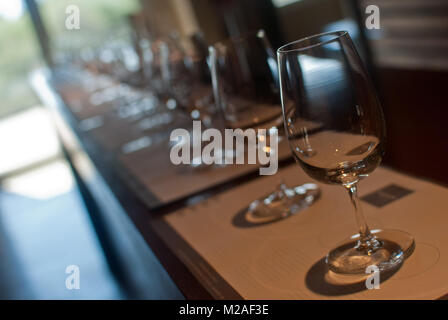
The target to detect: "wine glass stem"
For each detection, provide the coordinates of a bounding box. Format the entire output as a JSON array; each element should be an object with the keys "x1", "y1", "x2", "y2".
[{"x1": 345, "y1": 184, "x2": 372, "y2": 245}]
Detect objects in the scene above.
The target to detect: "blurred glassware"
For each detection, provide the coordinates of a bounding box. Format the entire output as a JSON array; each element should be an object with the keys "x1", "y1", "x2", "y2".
[
  {"x1": 158, "y1": 33, "x2": 233, "y2": 167},
  {"x1": 209, "y1": 30, "x2": 283, "y2": 130},
  {"x1": 168, "y1": 33, "x2": 216, "y2": 125},
  {"x1": 139, "y1": 38, "x2": 169, "y2": 95},
  {"x1": 209, "y1": 30, "x2": 320, "y2": 223}
]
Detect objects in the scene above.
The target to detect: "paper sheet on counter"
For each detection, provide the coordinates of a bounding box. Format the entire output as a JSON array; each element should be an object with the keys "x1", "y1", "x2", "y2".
[
  {"x1": 119, "y1": 137, "x2": 292, "y2": 204},
  {"x1": 162, "y1": 165, "x2": 448, "y2": 299}
]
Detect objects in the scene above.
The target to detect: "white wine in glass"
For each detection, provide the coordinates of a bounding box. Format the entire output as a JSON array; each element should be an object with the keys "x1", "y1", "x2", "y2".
[{"x1": 278, "y1": 31, "x2": 415, "y2": 274}]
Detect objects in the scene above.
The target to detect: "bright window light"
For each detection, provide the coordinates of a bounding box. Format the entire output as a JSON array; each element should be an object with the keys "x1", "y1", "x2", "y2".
[{"x1": 0, "y1": 0, "x2": 23, "y2": 21}]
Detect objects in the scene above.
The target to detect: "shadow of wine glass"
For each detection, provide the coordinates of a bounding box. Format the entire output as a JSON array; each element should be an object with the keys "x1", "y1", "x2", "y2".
[
  {"x1": 231, "y1": 206, "x2": 281, "y2": 228},
  {"x1": 305, "y1": 257, "x2": 401, "y2": 296}
]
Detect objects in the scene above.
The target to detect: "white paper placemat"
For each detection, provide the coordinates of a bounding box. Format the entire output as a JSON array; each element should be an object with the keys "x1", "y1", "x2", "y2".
[{"x1": 161, "y1": 165, "x2": 448, "y2": 299}]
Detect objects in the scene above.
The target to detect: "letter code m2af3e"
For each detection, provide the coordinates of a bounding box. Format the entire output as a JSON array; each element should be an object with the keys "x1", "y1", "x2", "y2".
[{"x1": 223, "y1": 304, "x2": 269, "y2": 315}]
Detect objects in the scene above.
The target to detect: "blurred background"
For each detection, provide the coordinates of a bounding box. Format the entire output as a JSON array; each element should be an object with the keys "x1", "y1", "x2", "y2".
[{"x1": 0, "y1": 0, "x2": 447, "y2": 299}]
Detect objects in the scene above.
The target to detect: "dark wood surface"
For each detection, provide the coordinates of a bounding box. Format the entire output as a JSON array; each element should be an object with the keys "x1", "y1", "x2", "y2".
[{"x1": 34, "y1": 69, "x2": 295, "y2": 299}]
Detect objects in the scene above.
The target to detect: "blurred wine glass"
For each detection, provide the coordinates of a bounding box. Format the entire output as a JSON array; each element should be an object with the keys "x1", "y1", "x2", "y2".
[
  {"x1": 209, "y1": 30, "x2": 320, "y2": 223},
  {"x1": 209, "y1": 30, "x2": 283, "y2": 130},
  {"x1": 158, "y1": 33, "x2": 217, "y2": 125},
  {"x1": 278, "y1": 31, "x2": 414, "y2": 274},
  {"x1": 159, "y1": 33, "x2": 234, "y2": 167}
]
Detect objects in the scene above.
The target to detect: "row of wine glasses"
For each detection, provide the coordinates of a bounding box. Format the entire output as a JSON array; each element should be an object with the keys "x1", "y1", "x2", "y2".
[
  {"x1": 154, "y1": 29, "x2": 416, "y2": 275},
  {"x1": 66, "y1": 28, "x2": 415, "y2": 275},
  {"x1": 65, "y1": 29, "x2": 321, "y2": 218}
]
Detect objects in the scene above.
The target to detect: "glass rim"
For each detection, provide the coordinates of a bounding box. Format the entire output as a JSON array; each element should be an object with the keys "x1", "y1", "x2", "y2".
[{"x1": 277, "y1": 30, "x2": 348, "y2": 54}]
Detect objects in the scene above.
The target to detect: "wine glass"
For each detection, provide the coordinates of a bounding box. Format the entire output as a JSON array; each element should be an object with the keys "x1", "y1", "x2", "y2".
[
  {"x1": 209, "y1": 30, "x2": 320, "y2": 224},
  {"x1": 152, "y1": 34, "x2": 227, "y2": 168},
  {"x1": 209, "y1": 30, "x2": 283, "y2": 130},
  {"x1": 161, "y1": 33, "x2": 215, "y2": 124},
  {"x1": 277, "y1": 31, "x2": 414, "y2": 274}
]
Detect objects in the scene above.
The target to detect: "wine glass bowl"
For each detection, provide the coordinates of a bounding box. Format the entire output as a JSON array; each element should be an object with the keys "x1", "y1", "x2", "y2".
[{"x1": 277, "y1": 31, "x2": 414, "y2": 274}]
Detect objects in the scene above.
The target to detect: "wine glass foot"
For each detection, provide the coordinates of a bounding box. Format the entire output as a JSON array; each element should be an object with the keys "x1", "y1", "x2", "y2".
[
  {"x1": 326, "y1": 229, "x2": 415, "y2": 274},
  {"x1": 245, "y1": 183, "x2": 320, "y2": 224}
]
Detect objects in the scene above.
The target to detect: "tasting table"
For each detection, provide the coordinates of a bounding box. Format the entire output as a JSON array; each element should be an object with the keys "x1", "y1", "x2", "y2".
[{"x1": 31, "y1": 68, "x2": 448, "y2": 300}]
